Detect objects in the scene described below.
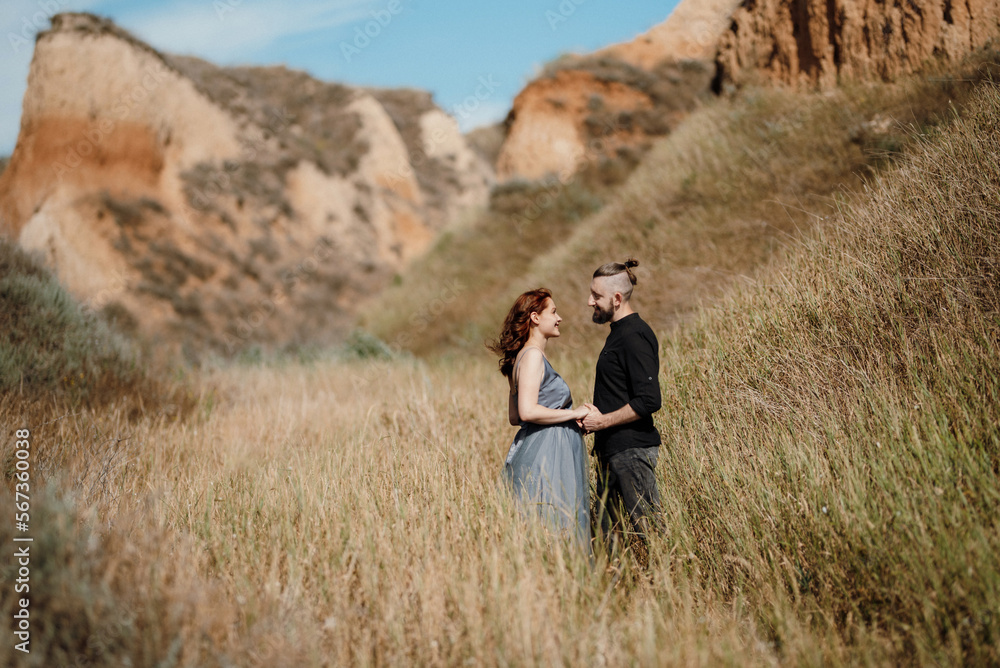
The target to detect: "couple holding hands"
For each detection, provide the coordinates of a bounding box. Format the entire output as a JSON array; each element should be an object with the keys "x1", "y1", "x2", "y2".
[{"x1": 489, "y1": 259, "x2": 663, "y2": 554}]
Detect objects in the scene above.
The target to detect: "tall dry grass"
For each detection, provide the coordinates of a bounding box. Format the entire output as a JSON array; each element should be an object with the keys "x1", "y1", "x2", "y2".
[
  {"x1": 3, "y1": 358, "x2": 781, "y2": 667},
  {"x1": 2, "y1": 70, "x2": 999, "y2": 668},
  {"x1": 649, "y1": 81, "x2": 1000, "y2": 664},
  {"x1": 365, "y1": 51, "x2": 1000, "y2": 360}
]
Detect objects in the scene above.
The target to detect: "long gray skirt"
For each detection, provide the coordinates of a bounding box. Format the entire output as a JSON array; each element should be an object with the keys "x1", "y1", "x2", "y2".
[{"x1": 503, "y1": 421, "x2": 590, "y2": 549}]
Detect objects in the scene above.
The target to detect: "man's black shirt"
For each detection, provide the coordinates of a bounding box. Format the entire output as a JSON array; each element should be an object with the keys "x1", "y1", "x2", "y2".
[{"x1": 593, "y1": 312, "x2": 662, "y2": 457}]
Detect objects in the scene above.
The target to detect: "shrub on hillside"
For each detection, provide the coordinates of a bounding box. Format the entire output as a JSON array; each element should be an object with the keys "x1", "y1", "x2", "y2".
[
  {"x1": 0, "y1": 238, "x2": 171, "y2": 411},
  {"x1": 342, "y1": 329, "x2": 396, "y2": 360},
  {"x1": 168, "y1": 56, "x2": 369, "y2": 178},
  {"x1": 488, "y1": 177, "x2": 602, "y2": 220},
  {"x1": 181, "y1": 158, "x2": 296, "y2": 221}
]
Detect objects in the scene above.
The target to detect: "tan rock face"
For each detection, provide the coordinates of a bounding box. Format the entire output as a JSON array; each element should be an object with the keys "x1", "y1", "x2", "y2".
[
  {"x1": 495, "y1": 0, "x2": 738, "y2": 183},
  {"x1": 599, "y1": 0, "x2": 744, "y2": 67},
  {"x1": 496, "y1": 0, "x2": 1000, "y2": 183},
  {"x1": 0, "y1": 13, "x2": 491, "y2": 354},
  {"x1": 716, "y1": 0, "x2": 1000, "y2": 87},
  {"x1": 496, "y1": 70, "x2": 655, "y2": 183}
]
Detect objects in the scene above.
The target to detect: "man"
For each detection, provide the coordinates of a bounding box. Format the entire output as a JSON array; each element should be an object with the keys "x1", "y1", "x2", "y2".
[{"x1": 581, "y1": 258, "x2": 663, "y2": 555}]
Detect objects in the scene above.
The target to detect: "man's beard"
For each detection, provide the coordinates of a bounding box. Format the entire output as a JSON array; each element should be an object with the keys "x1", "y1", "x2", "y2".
[{"x1": 592, "y1": 305, "x2": 614, "y2": 324}]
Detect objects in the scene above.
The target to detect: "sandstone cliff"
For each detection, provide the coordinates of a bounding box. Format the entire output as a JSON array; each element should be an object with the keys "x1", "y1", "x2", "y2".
[
  {"x1": 0, "y1": 13, "x2": 491, "y2": 354},
  {"x1": 716, "y1": 0, "x2": 1000, "y2": 88},
  {"x1": 495, "y1": 0, "x2": 741, "y2": 182},
  {"x1": 496, "y1": 0, "x2": 1000, "y2": 183}
]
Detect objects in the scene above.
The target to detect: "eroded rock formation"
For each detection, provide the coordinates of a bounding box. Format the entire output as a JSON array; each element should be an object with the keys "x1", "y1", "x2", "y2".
[
  {"x1": 717, "y1": 0, "x2": 1000, "y2": 87},
  {"x1": 495, "y1": 0, "x2": 741, "y2": 182},
  {"x1": 496, "y1": 0, "x2": 1000, "y2": 183},
  {"x1": 0, "y1": 13, "x2": 492, "y2": 353}
]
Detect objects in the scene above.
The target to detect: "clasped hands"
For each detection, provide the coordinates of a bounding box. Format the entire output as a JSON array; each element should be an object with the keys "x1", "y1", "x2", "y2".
[{"x1": 573, "y1": 403, "x2": 604, "y2": 434}]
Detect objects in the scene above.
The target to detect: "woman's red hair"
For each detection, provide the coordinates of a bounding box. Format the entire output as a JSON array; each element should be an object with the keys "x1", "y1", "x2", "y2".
[{"x1": 487, "y1": 288, "x2": 552, "y2": 378}]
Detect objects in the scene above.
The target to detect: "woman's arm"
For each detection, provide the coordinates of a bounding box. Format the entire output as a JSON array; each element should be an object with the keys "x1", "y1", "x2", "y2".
[{"x1": 516, "y1": 349, "x2": 589, "y2": 425}]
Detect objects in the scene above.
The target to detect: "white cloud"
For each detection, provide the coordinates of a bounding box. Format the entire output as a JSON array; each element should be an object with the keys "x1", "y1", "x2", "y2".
[{"x1": 115, "y1": 0, "x2": 379, "y2": 62}]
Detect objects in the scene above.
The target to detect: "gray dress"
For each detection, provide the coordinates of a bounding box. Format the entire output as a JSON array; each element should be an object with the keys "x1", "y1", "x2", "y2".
[{"x1": 504, "y1": 353, "x2": 590, "y2": 549}]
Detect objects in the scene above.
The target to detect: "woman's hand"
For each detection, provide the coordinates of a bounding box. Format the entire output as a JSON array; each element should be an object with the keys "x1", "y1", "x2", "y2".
[{"x1": 572, "y1": 404, "x2": 592, "y2": 428}]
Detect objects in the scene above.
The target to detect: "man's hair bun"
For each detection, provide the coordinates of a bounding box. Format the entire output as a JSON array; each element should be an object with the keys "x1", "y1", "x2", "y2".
[{"x1": 623, "y1": 258, "x2": 639, "y2": 285}]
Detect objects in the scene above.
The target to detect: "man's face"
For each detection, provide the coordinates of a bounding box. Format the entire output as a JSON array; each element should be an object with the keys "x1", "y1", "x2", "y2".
[{"x1": 588, "y1": 278, "x2": 615, "y2": 324}]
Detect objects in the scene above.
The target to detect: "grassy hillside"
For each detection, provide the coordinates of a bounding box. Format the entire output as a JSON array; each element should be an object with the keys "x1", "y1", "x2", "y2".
[
  {"x1": 0, "y1": 239, "x2": 184, "y2": 417},
  {"x1": 363, "y1": 51, "x2": 1000, "y2": 364},
  {"x1": 651, "y1": 81, "x2": 1000, "y2": 663},
  {"x1": 1, "y1": 73, "x2": 997, "y2": 665}
]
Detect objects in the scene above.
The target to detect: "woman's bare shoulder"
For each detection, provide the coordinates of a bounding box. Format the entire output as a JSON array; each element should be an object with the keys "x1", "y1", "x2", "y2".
[
  {"x1": 516, "y1": 345, "x2": 544, "y2": 363},
  {"x1": 513, "y1": 346, "x2": 545, "y2": 388}
]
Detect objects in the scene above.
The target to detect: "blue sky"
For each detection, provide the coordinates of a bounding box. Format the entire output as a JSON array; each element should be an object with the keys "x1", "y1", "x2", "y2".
[{"x1": 1, "y1": 0, "x2": 679, "y2": 155}]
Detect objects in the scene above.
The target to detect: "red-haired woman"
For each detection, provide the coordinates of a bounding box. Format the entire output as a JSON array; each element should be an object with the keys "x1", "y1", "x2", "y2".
[{"x1": 488, "y1": 288, "x2": 591, "y2": 549}]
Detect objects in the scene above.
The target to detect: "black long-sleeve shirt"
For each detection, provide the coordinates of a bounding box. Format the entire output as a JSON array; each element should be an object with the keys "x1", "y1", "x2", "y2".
[{"x1": 593, "y1": 313, "x2": 662, "y2": 457}]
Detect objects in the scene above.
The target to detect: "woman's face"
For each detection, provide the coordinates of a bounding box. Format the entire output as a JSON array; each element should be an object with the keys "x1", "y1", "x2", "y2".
[{"x1": 533, "y1": 298, "x2": 562, "y2": 338}]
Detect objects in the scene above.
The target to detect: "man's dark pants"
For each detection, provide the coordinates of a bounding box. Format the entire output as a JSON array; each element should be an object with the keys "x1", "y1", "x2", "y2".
[{"x1": 594, "y1": 446, "x2": 662, "y2": 546}]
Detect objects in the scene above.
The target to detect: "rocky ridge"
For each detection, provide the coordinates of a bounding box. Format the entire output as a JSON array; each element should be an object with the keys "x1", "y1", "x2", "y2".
[
  {"x1": 495, "y1": 0, "x2": 741, "y2": 182},
  {"x1": 495, "y1": 0, "x2": 1000, "y2": 183},
  {"x1": 716, "y1": 0, "x2": 1000, "y2": 88},
  {"x1": 0, "y1": 13, "x2": 491, "y2": 355}
]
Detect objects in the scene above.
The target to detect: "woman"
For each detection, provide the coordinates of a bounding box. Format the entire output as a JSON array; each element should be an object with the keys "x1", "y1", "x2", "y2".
[{"x1": 488, "y1": 288, "x2": 591, "y2": 549}]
